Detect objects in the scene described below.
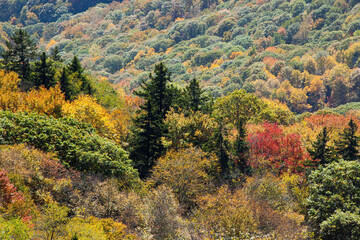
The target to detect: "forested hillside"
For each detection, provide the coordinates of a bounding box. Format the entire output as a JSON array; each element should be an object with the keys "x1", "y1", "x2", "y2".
[
  {"x1": 1, "y1": 0, "x2": 360, "y2": 113},
  {"x1": 1, "y1": 0, "x2": 360, "y2": 239}
]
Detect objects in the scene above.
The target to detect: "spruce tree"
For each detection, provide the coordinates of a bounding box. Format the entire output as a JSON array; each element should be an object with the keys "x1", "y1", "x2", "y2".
[
  {"x1": 1, "y1": 29, "x2": 37, "y2": 90},
  {"x1": 130, "y1": 62, "x2": 174, "y2": 178},
  {"x1": 336, "y1": 119, "x2": 360, "y2": 161},
  {"x1": 183, "y1": 78, "x2": 212, "y2": 115},
  {"x1": 185, "y1": 78, "x2": 203, "y2": 112},
  {"x1": 60, "y1": 67, "x2": 71, "y2": 100},
  {"x1": 308, "y1": 127, "x2": 334, "y2": 165},
  {"x1": 67, "y1": 56, "x2": 93, "y2": 96},
  {"x1": 51, "y1": 46, "x2": 62, "y2": 62},
  {"x1": 32, "y1": 52, "x2": 56, "y2": 89},
  {"x1": 232, "y1": 120, "x2": 250, "y2": 174},
  {"x1": 212, "y1": 121, "x2": 230, "y2": 176}
]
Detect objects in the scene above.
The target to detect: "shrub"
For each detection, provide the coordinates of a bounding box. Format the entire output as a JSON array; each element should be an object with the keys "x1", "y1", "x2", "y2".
[
  {"x1": 306, "y1": 160, "x2": 360, "y2": 238},
  {"x1": 150, "y1": 148, "x2": 218, "y2": 210},
  {"x1": 0, "y1": 111, "x2": 138, "y2": 184}
]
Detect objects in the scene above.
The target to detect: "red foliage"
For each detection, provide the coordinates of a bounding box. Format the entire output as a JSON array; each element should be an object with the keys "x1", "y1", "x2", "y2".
[
  {"x1": 40, "y1": 157, "x2": 80, "y2": 182},
  {"x1": 248, "y1": 123, "x2": 313, "y2": 174},
  {"x1": 0, "y1": 169, "x2": 31, "y2": 222}
]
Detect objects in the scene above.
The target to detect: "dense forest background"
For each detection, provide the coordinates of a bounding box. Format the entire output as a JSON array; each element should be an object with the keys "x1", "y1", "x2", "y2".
[{"x1": 1, "y1": 0, "x2": 360, "y2": 239}]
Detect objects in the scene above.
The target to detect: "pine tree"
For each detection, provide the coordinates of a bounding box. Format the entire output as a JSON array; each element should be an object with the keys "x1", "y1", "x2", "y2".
[
  {"x1": 130, "y1": 62, "x2": 174, "y2": 178},
  {"x1": 32, "y1": 52, "x2": 56, "y2": 89},
  {"x1": 1, "y1": 29, "x2": 37, "y2": 90},
  {"x1": 185, "y1": 78, "x2": 203, "y2": 112},
  {"x1": 67, "y1": 56, "x2": 93, "y2": 96},
  {"x1": 51, "y1": 46, "x2": 62, "y2": 62},
  {"x1": 336, "y1": 119, "x2": 360, "y2": 161},
  {"x1": 212, "y1": 121, "x2": 230, "y2": 176},
  {"x1": 68, "y1": 56, "x2": 83, "y2": 74},
  {"x1": 232, "y1": 120, "x2": 250, "y2": 174},
  {"x1": 60, "y1": 67, "x2": 71, "y2": 100},
  {"x1": 308, "y1": 127, "x2": 335, "y2": 165}
]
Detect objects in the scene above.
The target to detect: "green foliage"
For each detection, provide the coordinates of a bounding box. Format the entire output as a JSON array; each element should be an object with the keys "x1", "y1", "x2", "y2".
[
  {"x1": 308, "y1": 127, "x2": 335, "y2": 165},
  {"x1": 103, "y1": 55, "x2": 123, "y2": 74},
  {"x1": 306, "y1": 160, "x2": 360, "y2": 238},
  {"x1": 0, "y1": 217, "x2": 32, "y2": 240},
  {"x1": 0, "y1": 28, "x2": 37, "y2": 90},
  {"x1": 32, "y1": 52, "x2": 57, "y2": 89},
  {"x1": 0, "y1": 111, "x2": 138, "y2": 183},
  {"x1": 192, "y1": 50, "x2": 223, "y2": 66},
  {"x1": 336, "y1": 119, "x2": 360, "y2": 161},
  {"x1": 320, "y1": 210, "x2": 360, "y2": 240},
  {"x1": 130, "y1": 62, "x2": 176, "y2": 178},
  {"x1": 36, "y1": 202, "x2": 69, "y2": 240}
]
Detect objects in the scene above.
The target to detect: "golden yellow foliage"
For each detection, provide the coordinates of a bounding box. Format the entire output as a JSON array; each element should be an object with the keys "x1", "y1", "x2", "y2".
[
  {"x1": 290, "y1": 88, "x2": 311, "y2": 113},
  {"x1": 150, "y1": 148, "x2": 218, "y2": 209},
  {"x1": 0, "y1": 71, "x2": 66, "y2": 116},
  {"x1": 62, "y1": 95, "x2": 115, "y2": 138},
  {"x1": 110, "y1": 108, "x2": 131, "y2": 143},
  {"x1": 165, "y1": 47, "x2": 173, "y2": 54},
  {"x1": 46, "y1": 39, "x2": 57, "y2": 50},
  {"x1": 66, "y1": 216, "x2": 135, "y2": 240},
  {"x1": 22, "y1": 84, "x2": 66, "y2": 117},
  {"x1": 146, "y1": 48, "x2": 156, "y2": 57},
  {"x1": 229, "y1": 51, "x2": 243, "y2": 59},
  {"x1": 175, "y1": 17, "x2": 184, "y2": 21},
  {"x1": 106, "y1": 23, "x2": 116, "y2": 30},
  {"x1": 0, "y1": 70, "x2": 21, "y2": 111}
]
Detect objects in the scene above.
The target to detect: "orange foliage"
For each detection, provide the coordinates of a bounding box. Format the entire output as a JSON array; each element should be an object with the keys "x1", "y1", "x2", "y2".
[
  {"x1": 263, "y1": 56, "x2": 278, "y2": 69},
  {"x1": 278, "y1": 27, "x2": 286, "y2": 36},
  {"x1": 229, "y1": 51, "x2": 244, "y2": 60},
  {"x1": 265, "y1": 47, "x2": 277, "y2": 53},
  {"x1": 22, "y1": 84, "x2": 65, "y2": 117},
  {"x1": 46, "y1": 39, "x2": 57, "y2": 50}
]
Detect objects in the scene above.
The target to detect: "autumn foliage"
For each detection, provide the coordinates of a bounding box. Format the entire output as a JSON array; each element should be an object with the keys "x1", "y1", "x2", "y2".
[{"x1": 248, "y1": 122, "x2": 313, "y2": 175}]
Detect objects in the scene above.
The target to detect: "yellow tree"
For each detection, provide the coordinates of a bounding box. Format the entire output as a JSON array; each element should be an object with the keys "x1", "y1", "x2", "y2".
[
  {"x1": 0, "y1": 70, "x2": 21, "y2": 111},
  {"x1": 150, "y1": 147, "x2": 218, "y2": 210},
  {"x1": 62, "y1": 95, "x2": 116, "y2": 139}
]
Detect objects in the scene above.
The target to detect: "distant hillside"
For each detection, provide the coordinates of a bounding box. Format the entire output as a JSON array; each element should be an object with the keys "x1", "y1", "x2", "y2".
[
  {"x1": 0, "y1": 0, "x2": 117, "y2": 23},
  {"x1": 1, "y1": 0, "x2": 360, "y2": 113}
]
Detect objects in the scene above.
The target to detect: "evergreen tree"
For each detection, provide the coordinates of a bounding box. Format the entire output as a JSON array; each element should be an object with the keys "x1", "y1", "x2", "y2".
[
  {"x1": 212, "y1": 121, "x2": 230, "y2": 176},
  {"x1": 1, "y1": 29, "x2": 37, "y2": 90},
  {"x1": 67, "y1": 56, "x2": 93, "y2": 96},
  {"x1": 184, "y1": 78, "x2": 213, "y2": 114},
  {"x1": 130, "y1": 62, "x2": 174, "y2": 178},
  {"x1": 232, "y1": 120, "x2": 250, "y2": 174},
  {"x1": 32, "y1": 52, "x2": 57, "y2": 89},
  {"x1": 68, "y1": 56, "x2": 83, "y2": 74},
  {"x1": 51, "y1": 46, "x2": 62, "y2": 62},
  {"x1": 60, "y1": 67, "x2": 71, "y2": 100},
  {"x1": 336, "y1": 119, "x2": 360, "y2": 161},
  {"x1": 185, "y1": 78, "x2": 203, "y2": 112},
  {"x1": 308, "y1": 127, "x2": 334, "y2": 165}
]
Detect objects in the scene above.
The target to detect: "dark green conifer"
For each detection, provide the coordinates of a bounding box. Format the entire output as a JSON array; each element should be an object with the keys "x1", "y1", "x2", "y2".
[
  {"x1": 32, "y1": 52, "x2": 56, "y2": 89},
  {"x1": 60, "y1": 67, "x2": 71, "y2": 100},
  {"x1": 336, "y1": 119, "x2": 360, "y2": 161},
  {"x1": 232, "y1": 120, "x2": 250, "y2": 174},
  {"x1": 67, "y1": 56, "x2": 93, "y2": 96},
  {"x1": 308, "y1": 127, "x2": 334, "y2": 165},
  {"x1": 51, "y1": 46, "x2": 62, "y2": 62},
  {"x1": 130, "y1": 62, "x2": 174, "y2": 178},
  {"x1": 185, "y1": 78, "x2": 203, "y2": 112},
  {"x1": 1, "y1": 29, "x2": 37, "y2": 90},
  {"x1": 212, "y1": 121, "x2": 230, "y2": 176}
]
